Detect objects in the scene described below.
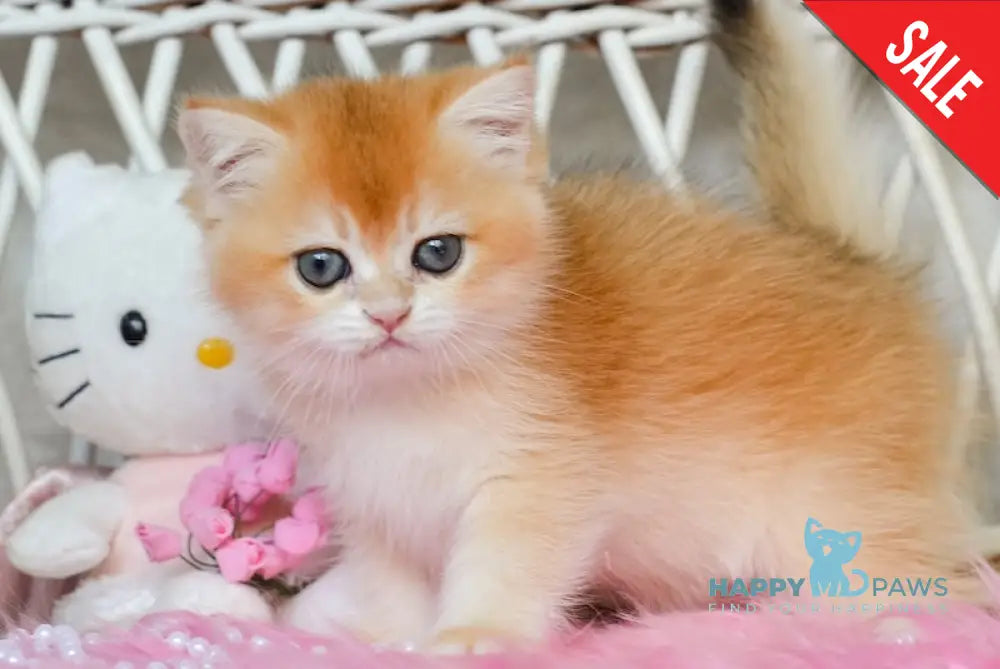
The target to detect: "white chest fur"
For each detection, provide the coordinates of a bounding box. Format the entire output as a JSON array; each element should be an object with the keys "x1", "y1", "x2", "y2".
[{"x1": 297, "y1": 388, "x2": 510, "y2": 575}]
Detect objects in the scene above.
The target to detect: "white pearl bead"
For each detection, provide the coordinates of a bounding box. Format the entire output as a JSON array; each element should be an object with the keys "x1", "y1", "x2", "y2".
[
  {"x1": 175, "y1": 660, "x2": 198, "y2": 669},
  {"x1": 57, "y1": 637, "x2": 83, "y2": 657},
  {"x1": 147, "y1": 662, "x2": 169, "y2": 669},
  {"x1": 32, "y1": 624, "x2": 53, "y2": 642},
  {"x1": 874, "y1": 616, "x2": 920, "y2": 644},
  {"x1": 206, "y1": 646, "x2": 228, "y2": 664},
  {"x1": 223, "y1": 628, "x2": 243, "y2": 644},
  {"x1": 52, "y1": 625, "x2": 78, "y2": 642},
  {"x1": 113, "y1": 662, "x2": 135, "y2": 669},
  {"x1": 311, "y1": 645, "x2": 328, "y2": 655},
  {"x1": 0, "y1": 644, "x2": 25, "y2": 667},
  {"x1": 166, "y1": 631, "x2": 190, "y2": 650},
  {"x1": 187, "y1": 637, "x2": 211, "y2": 657},
  {"x1": 60, "y1": 646, "x2": 84, "y2": 661},
  {"x1": 249, "y1": 635, "x2": 269, "y2": 651}
]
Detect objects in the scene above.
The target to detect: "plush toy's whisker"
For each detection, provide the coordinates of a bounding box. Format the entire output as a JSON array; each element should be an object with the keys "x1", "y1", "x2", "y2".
[
  {"x1": 32, "y1": 312, "x2": 74, "y2": 320},
  {"x1": 37, "y1": 347, "x2": 81, "y2": 365},
  {"x1": 55, "y1": 380, "x2": 90, "y2": 409}
]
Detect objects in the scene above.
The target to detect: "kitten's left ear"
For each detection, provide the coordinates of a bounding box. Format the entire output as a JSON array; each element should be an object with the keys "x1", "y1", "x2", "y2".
[
  {"x1": 439, "y1": 65, "x2": 537, "y2": 178},
  {"x1": 177, "y1": 100, "x2": 286, "y2": 220},
  {"x1": 844, "y1": 531, "x2": 861, "y2": 548}
]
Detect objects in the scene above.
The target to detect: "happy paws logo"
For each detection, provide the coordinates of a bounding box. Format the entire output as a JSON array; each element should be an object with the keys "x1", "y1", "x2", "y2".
[
  {"x1": 805, "y1": 517, "x2": 868, "y2": 597},
  {"x1": 707, "y1": 517, "x2": 949, "y2": 615}
]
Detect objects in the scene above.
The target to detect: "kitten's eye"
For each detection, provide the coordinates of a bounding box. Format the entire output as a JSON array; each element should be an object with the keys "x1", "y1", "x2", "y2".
[
  {"x1": 296, "y1": 248, "x2": 351, "y2": 289},
  {"x1": 119, "y1": 310, "x2": 147, "y2": 347},
  {"x1": 412, "y1": 235, "x2": 463, "y2": 275}
]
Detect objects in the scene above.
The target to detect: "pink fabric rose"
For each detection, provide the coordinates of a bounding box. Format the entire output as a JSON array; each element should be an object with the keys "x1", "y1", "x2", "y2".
[
  {"x1": 225, "y1": 494, "x2": 265, "y2": 523},
  {"x1": 135, "y1": 523, "x2": 182, "y2": 562},
  {"x1": 273, "y1": 517, "x2": 321, "y2": 556},
  {"x1": 256, "y1": 439, "x2": 299, "y2": 495},
  {"x1": 222, "y1": 443, "x2": 266, "y2": 474},
  {"x1": 232, "y1": 464, "x2": 264, "y2": 504},
  {"x1": 258, "y1": 543, "x2": 291, "y2": 580},
  {"x1": 186, "y1": 507, "x2": 235, "y2": 551},
  {"x1": 216, "y1": 538, "x2": 266, "y2": 583},
  {"x1": 291, "y1": 488, "x2": 327, "y2": 525},
  {"x1": 179, "y1": 466, "x2": 230, "y2": 524}
]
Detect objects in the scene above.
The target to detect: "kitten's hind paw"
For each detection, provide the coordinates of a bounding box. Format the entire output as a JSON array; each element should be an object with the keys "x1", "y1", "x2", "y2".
[{"x1": 425, "y1": 626, "x2": 520, "y2": 656}]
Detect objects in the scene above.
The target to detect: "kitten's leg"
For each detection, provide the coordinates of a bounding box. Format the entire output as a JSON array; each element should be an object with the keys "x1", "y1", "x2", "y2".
[
  {"x1": 427, "y1": 472, "x2": 604, "y2": 654},
  {"x1": 279, "y1": 537, "x2": 434, "y2": 645}
]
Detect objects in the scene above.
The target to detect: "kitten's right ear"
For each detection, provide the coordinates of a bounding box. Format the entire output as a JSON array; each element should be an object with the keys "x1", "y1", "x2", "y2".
[
  {"x1": 176, "y1": 101, "x2": 285, "y2": 220},
  {"x1": 439, "y1": 65, "x2": 537, "y2": 178}
]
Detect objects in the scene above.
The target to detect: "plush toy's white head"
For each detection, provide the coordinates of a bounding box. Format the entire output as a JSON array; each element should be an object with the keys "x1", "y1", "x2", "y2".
[{"x1": 25, "y1": 152, "x2": 273, "y2": 456}]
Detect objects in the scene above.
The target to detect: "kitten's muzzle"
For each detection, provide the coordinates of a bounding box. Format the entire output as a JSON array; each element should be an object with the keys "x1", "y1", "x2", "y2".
[{"x1": 364, "y1": 307, "x2": 411, "y2": 334}]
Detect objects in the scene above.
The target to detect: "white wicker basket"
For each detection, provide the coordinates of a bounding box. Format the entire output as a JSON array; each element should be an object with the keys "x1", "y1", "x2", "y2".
[{"x1": 0, "y1": 0, "x2": 998, "y2": 550}]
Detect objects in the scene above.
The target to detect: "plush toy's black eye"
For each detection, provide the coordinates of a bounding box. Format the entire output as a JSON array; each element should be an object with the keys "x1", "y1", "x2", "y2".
[
  {"x1": 119, "y1": 310, "x2": 147, "y2": 347},
  {"x1": 296, "y1": 248, "x2": 351, "y2": 289},
  {"x1": 412, "y1": 235, "x2": 463, "y2": 275}
]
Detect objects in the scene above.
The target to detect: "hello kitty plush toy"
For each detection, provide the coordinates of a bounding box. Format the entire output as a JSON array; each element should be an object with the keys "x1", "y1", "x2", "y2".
[{"x1": 4, "y1": 152, "x2": 278, "y2": 631}]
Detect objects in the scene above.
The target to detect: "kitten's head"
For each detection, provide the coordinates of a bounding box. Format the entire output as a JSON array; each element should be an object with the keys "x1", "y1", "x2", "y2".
[
  {"x1": 806, "y1": 524, "x2": 862, "y2": 565},
  {"x1": 178, "y1": 62, "x2": 551, "y2": 396}
]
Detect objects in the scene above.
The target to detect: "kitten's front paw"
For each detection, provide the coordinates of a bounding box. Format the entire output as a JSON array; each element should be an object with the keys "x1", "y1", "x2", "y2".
[
  {"x1": 426, "y1": 626, "x2": 520, "y2": 655},
  {"x1": 278, "y1": 584, "x2": 356, "y2": 638},
  {"x1": 279, "y1": 552, "x2": 433, "y2": 646}
]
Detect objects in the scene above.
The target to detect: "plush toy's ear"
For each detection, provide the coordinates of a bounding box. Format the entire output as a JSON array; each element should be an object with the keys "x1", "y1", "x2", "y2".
[
  {"x1": 439, "y1": 64, "x2": 537, "y2": 177},
  {"x1": 42, "y1": 152, "x2": 97, "y2": 200},
  {"x1": 35, "y1": 152, "x2": 111, "y2": 244},
  {"x1": 177, "y1": 100, "x2": 286, "y2": 221}
]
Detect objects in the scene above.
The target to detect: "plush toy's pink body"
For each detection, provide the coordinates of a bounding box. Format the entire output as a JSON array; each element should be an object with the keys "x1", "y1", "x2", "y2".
[
  {"x1": 0, "y1": 454, "x2": 223, "y2": 629},
  {"x1": 97, "y1": 453, "x2": 222, "y2": 576}
]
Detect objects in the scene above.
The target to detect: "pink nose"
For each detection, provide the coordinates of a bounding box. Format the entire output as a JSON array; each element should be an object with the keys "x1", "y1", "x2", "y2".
[{"x1": 364, "y1": 307, "x2": 411, "y2": 334}]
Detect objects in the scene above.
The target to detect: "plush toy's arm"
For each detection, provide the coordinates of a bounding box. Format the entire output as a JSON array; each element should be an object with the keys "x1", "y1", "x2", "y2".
[{"x1": 6, "y1": 481, "x2": 128, "y2": 579}]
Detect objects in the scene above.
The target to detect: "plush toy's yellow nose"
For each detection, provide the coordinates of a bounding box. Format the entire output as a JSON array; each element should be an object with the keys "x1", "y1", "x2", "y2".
[{"x1": 197, "y1": 337, "x2": 234, "y2": 369}]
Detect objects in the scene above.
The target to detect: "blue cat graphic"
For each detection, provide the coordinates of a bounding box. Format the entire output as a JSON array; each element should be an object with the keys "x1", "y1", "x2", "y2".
[{"x1": 804, "y1": 517, "x2": 869, "y2": 597}]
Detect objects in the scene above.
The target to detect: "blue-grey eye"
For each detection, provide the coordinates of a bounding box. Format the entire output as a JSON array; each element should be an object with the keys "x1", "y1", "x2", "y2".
[
  {"x1": 296, "y1": 248, "x2": 350, "y2": 289},
  {"x1": 412, "y1": 235, "x2": 463, "y2": 275},
  {"x1": 119, "y1": 310, "x2": 147, "y2": 347}
]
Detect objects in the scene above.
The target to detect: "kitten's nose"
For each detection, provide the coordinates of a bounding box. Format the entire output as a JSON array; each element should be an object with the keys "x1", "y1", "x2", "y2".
[{"x1": 364, "y1": 307, "x2": 411, "y2": 334}]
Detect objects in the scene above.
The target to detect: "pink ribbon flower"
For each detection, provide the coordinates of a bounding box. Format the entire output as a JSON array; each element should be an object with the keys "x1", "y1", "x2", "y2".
[
  {"x1": 179, "y1": 466, "x2": 231, "y2": 525},
  {"x1": 222, "y1": 442, "x2": 266, "y2": 474},
  {"x1": 135, "y1": 523, "x2": 182, "y2": 562},
  {"x1": 258, "y1": 542, "x2": 292, "y2": 580},
  {"x1": 185, "y1": 507, "x2": 235, "y2": 551},
  {"x1": 139, "y1": 438, "x2": 331, "y2": 587},
  {"x1": 256, "y1": 439, "x2": 299, "y2": 495},
  {"x1": 232, "y1": 464, "x2": 264, "y2": 504},
  {"x1": 273, "y1": 517, "x2": 321, "y2": 556},
  {"x1": 292, "y1": 488, "x2": 327, "y2": 525},
  {"x1": 216, "y1": 537, "x2": 267, "y2": 583}
]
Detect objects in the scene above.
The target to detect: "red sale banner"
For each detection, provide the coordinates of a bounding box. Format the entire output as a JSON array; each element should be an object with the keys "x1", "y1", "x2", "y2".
[{"x1": 802, "y1": 0, "x2": 998, "y2": 197}]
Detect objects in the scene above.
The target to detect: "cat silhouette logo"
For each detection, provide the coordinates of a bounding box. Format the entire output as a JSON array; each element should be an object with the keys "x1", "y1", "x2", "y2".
[{"x1": 804, "y1": 517, "x2": 870, "y2": 597}]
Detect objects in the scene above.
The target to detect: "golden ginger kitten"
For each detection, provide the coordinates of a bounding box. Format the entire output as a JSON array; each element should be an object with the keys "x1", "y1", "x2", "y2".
[{"x1": 178, "y1": 0, "x2": 981, "y2": 653}]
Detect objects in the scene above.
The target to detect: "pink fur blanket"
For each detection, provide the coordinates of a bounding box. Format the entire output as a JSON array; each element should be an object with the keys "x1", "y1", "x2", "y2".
[{"x1": 3, "y1": 604, "x2": 1000, "y2": 669}]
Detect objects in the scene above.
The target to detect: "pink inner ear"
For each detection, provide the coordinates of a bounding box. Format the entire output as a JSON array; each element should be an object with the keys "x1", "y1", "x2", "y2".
[
  {"x1": 475, "y1": 118, "x2": 521, "y2": 138},
  {"x1": 219, "y1": 157, "x2": 240, "y2": 173}
]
